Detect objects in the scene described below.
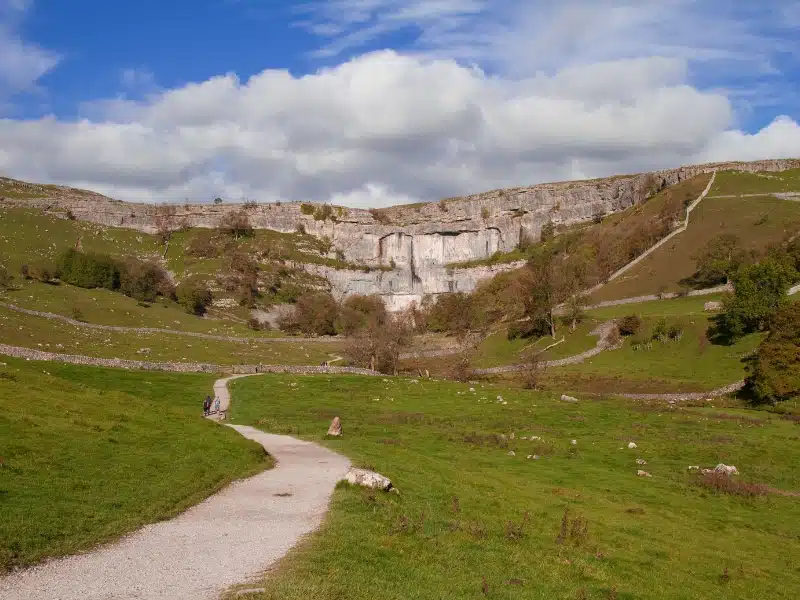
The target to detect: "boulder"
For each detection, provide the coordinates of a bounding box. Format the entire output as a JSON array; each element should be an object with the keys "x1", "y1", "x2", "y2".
[
  {"x1": 637, "y1": 470, "x2": 652, "y2": 477},
  {"x1": 508, "y1": 450, "x2": 516, "y2": 457},
  {"x1": 327, "y1": 416, "x2": 342, "y2": 437},
  {"x1": 570, "y1": 439, "x2": 577, "y2": 445},
  {"x1": 704, "y1": 301, "x2": 723, "y2": 312},
  {"x1": 343, "y1": 468, "x2": 394, "y2": 491},
  {"x1": 636, "y1": 459, "x2": 647, "y2": 465},
  {"x1": 688, "y1": 465, "x2": 700, "y2": 470},
  {"x1": 714, "y1": 463, "x2": 738, "y2": 476},
  {"x1": 560, "y1": 394, "x2": 579, "y2": 403},
  {"x1": 627, "y1": 442, "x2": 638, "y2": 449}
]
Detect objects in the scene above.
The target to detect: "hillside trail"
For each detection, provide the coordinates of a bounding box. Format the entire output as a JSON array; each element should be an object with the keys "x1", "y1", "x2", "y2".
[{"x1": 0, "y1": 375, "x2": 351, "y2": 600}]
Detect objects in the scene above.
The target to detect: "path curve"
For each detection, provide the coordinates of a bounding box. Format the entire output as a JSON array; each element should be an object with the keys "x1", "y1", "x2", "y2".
[{"x1": 0, "y1": 375, "x2": 351, "y2": 600}]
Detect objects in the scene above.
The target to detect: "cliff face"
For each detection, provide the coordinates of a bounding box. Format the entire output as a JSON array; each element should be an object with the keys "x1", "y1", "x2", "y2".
[{"x1": 2, "y1": 158, "x2": 798, "y2": 309}]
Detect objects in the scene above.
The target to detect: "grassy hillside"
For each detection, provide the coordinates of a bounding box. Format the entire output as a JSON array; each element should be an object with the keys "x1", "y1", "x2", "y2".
[
  {"x1": 710, "y1": 168, "x2": 800, "y2": 195},
  {"x1": 0, "y1": 305, "x2": 343, "y2": 366},
  {"x1": 228, "y1": 374, "x2": 800, "y2": 600},
  {"x1": 590, "y1": 194, "x2": 800, "y2": 302},
  {"x1": 0, "y1": 358, "x2": 269, "y2": 572}
]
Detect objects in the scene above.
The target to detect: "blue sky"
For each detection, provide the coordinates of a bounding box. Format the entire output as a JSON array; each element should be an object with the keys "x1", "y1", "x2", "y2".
[{"x1": 1, "y1": 0, "x2": 799, "y2": 205}]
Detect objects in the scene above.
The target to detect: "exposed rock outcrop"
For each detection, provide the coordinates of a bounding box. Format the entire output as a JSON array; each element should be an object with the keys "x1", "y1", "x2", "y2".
[{"x1": 3, "y1": 158, "x2": 798, "y2": 308}]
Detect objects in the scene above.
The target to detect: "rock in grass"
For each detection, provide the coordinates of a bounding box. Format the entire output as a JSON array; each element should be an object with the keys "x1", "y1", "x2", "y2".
[
  {"x1": 704, "y1": 301, "x2": 723, "y2": 312},
  {"x1": 714, "y1": 464, "x2": 738, "y2": 476},
  {"x1": 688, "y1": 465, "x2": 700, "y2": 470},
  {"x1": 327, "y1": 416, "x2": 342, "y2": 436},
  {"x1": 343, "y1": 468, "x2": 394, "y2": 491},
  {"x1": 637, "y1": 470, "x2": 652, "y2": 477},
  {"x1": 560, "y1": 394, "x2": 579, "y2": 403},
  {"x1": 636, "y1": 459, "x2": 647, "y2": 465},
  {"x1": 508, "y1": 450, "x2": 516, "y2": 457},
  {"x1": 627, "y1": 442, "x2": 638, "y2": 449}
]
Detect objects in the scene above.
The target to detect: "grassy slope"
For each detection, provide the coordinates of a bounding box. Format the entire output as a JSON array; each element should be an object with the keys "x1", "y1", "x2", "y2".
[
  {"x1": 710, "y1": 168, "x2": 800, "y2": 195},
  {"x1": 0, "y1": 358, "x2": 269, "y2": 572},
  {"x1": 591, "y1": 181, "x2": 800, "y2": 303},
  {"x1": 546, "y1": 316, "x2": 763, "y2": 394},
  {"x1": 0, "y1": 305, "x2": 343, "y2": 366},
  {"x1": 228, "y1": 375, "x2": 800, "y2": 600}
]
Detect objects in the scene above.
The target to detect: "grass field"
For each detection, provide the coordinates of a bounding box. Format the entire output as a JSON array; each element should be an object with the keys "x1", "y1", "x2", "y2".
[
  {"x1": 0, "y1": 358, "x2": 270, "y2": 572},
  {"x1": 710, "y1": 169, "x2": 800, "y2": 196},
  {"x1": 227, "y1": 374, "x2": 800, "y2": 600},
  {"x1": 591, "y1": 194, "x2": 800, "y2": 302},
  {"x1": 586, "y1": 295, "x2": 726, "y2": 320},
  {"x1": 0, "y1": 305, "x2": 343, "y2": 366}
]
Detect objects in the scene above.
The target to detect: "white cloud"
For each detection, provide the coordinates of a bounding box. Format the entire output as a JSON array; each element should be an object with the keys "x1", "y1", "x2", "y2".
[
  {"x1": 0, "y1": 0, "x2": 59, "y2": 100},
  {"x1": 1, "y1": 50, "x2": 798, "y2": 206}
]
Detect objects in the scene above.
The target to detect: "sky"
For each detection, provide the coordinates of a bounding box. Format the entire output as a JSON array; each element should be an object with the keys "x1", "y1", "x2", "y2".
[{"x1": 1, "y1": 0, "x2": 799, "y2": 207}]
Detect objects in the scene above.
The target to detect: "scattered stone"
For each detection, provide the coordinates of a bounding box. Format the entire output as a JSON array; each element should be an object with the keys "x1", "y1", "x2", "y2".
[
  {"x1": 627, "y1": 442, "x2": 638, "y2": 449},
  {"x1": 510, "y1": 432, "x2": 515, "y2": 440},
  {"x1": 560, "y1": 394, "x2": 579, "y2": 403},
  {"x1": 636, "y1": 459, "x2": 647, "y2": 465},
  {"x1": 526, "y1": 455, "x2": 540, "y2": 460},
  {"x1": 688, "y1": 465, "x2": 700, "y2": 470},
  {"x1": 327, "y1": 416, "x2": 342, "y2": 437},
  {"x1": 530, "y1": 436, "x2": 542, "y2": 441},
  {"x1": 714, "y1": 463, "x2": 738, "y2": 476},
  {"x1": 637, "y1": 470, "x2": 652, "y2": 477},
  {"x1": 570, "y1": 439, "x2": 577, "y2": 445},
  {"x1": 704, "y1": 301, "x2": 723, "y2": 312},
  {"x1": 497, "y1": 395, "x2": 503, "y2": 402},
  {"x1": 343, "y1": 468, "x2": 394, "y2": 491},
  {"x1": 668, "y1": 400, "x2": 676, "y2": 405},
  {"x1": 508, "y1": 451, "x2": 516, "y2": 457},
  {"x1": 469, "y1": 387, "x2": 476, "y2": 392}
]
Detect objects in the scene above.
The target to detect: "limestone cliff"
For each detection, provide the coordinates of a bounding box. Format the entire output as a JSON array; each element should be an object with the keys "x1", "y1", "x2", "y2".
[{"x1": 2, "y1": 158, "x2": 798, "y2": 309}]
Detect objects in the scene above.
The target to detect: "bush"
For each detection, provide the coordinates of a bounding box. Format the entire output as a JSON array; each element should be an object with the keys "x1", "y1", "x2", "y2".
[
  {"x1": 343, "y1": 318, "x2": 411, "y2": 374},
  {"x1": 57, "y1": 249, "x2": 119, "y2": 290},
  {"x1": 427, "y1": 292, "x2": 473, "y2": 337},
  {"x1": 337, "y1": 294, "x2": 387, "y2": 336},
  {"x1": 119, "y1": 259, "x2": 173, "y2": 302},
  {"x1": 540, "y1": 221, "x2": 555, "y2": 242},
  {"x1": 247, "y1": 317, "x2": 262, "y2": 331},
  {"x1": 28, "y1": 262, "x2": 56, "y2": 283},
  {"x1": 300, "y1": 203, "x2": 315, "y2": 216},
  {"x1": 744, "y1": 302, "x2": 800, "y2": 403},
  {"x1": 291, "y1": 292, "x2": 339, "y2": 336},
  {"x1": 617, "y1": 314, "x2": 642, "y2": 336},
  {"x1": 295, "y1": 223, "x2": 306, "y2": 235},
  {"x1": 19, "y1": 264, "x2": 29, "y2": 279},
  {"x1": 218, "y1": 210, "x2": 253, "y2": 239},
  {"x1": 507, "y1": 318, "x2": 550, "y2": 340},
  {"x1": 175, "y1": 279, "x2": 212, "y2": 315},
  {"x1": 0, "y1": 264, "x2": 12, "y2": 289}
]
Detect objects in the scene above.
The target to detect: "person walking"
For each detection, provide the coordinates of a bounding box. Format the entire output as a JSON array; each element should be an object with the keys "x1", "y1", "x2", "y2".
[
  {"x1": 214, "y1": 396, "x2": 221, "y2": 414},
  {"x1": 203, "y1": 395, "x2": 211, "y2": 416}
]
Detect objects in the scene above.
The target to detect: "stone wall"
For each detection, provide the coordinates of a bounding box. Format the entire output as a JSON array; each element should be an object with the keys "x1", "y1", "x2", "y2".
[{"x1": 0, "y1": 343, "x2": 378, "y2": 376}]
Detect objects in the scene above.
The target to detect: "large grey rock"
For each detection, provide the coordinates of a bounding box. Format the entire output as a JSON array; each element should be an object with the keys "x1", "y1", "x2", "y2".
[
  {"x1": 343, "y1": 468, "x2": 394, "y2": 491},
  {"x1": 560, "y1": 394, "x2": 579, "y2": 403},
  {"x1": 714, "y1": 463, "x2": 738, "y2": 476},
  {"x1": 703, "y1": 301, "x2": 723, "y2": 312}
]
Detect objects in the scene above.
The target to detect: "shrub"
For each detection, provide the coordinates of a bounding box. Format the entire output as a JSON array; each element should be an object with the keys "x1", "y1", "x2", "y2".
[
  {"x1": 540, "y1": 221, "x2": 555, "y2": 242},
  {"x1": 295, "y1": 222, "x2": 306, "y2": 235},
  {"x1": 19, "y1": 264, "x2": 29, "y2": 279},
  {"x1": 0, "y1": 264, "x2": 12, "y2": 289},
  {"x1": 247, "y1": 317, "x2": 262, "y2": 331},
  {"x1": 438, "y1": 199, "x2": 448, "y2": 212},
  {"x1": 218, "y1": 210, "x2": 253, "y2": 239},
  {"x1": 667, "y1": 323, "x2": 684, "y2": 341},
  {"x1": 313, "y1": 204, "x2": 333, "y2": 221},
  {"x1": 343, "y1": 317, "x2": 411, "y2": 374},
  {"x1": 744, "y1": 302, "x2": 800, "y2": 403},
  {"x1": 652, "y1": 317, "x2": 669, "y2": 342},
  {"x1": 300, "y1": 203, "x2": 315, "y2": 216},
  {"x1": 617, "y1": 314, "x2": 642, "y2": 336},
  {"x1": 369, "y1": 208, "x2": 392, "y2": 225},
  {"x1": 28, "y1": 262, "x2": 56, "y2": 283},
  {"x1": 57, "y1": 249, "x2": 120, "y2": 290},
  {"x1": 175, "y1": 279, "x2": 212, "y2": 315},
  {"x1": 337, "y1": 294, "x2": 388, "y2": 336},
  {"x1": 507, "y1": 318, "x2": 550, "y2": 340},
  {"x1": 292, "y1": 292, "x2": 339, "y2": 336},
  {"x1": 427, "y1": 292, "x2": 473, "y2": 338},
  {"x1": 119, "y1": 259, "x2": 173, "y2": 302},
  {"x1": 695, "y1": 472, "x2": 769, "y2": 497},
  {"x1": 481, "y1": 206, "x2": 490, "y2": 220}
]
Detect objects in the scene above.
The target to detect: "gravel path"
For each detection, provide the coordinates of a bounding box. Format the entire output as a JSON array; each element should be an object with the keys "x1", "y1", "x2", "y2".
[{"x1": 0, "y1": 375, "x2": 351, "y2": 600}]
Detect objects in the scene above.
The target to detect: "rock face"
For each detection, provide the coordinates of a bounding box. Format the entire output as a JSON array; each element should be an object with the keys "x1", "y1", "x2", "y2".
[{"x1": 3, "y1": 158, "x2": 797, "y2": 309}]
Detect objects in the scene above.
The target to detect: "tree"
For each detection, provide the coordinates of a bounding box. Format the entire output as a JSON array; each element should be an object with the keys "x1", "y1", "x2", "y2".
[
  {"x1": 713, "y1": 258, "x2": 797, "y2": 342},
  {"x1": 293, "y1": 292, "x2": 339, "y2": 336},
  {"x1": 617, "y1": 314, "x2": 643, "y2": 336},
  {"x1": 56, "y1": 249, "x2": 120, "y2": 290},
  {"x1": 540, "y1": 220, "x2": 555, "y2": 242},
  {"x1": 336, "y1": 294, "x2": 387, "y2": 336},
  {"x1": 693, "y1": 234, "x2": 746, "y2": 285},
  {"x1": 744, "y1": 302, "x2": 800, "y2": 403},
  {"x1": 214, "y1": 197, "x2": 223, "y2": 204},
  {"x1": 427, "y1": 292, "x2": 473, "y2": 340},
  {"x1": 344, "y1": 317, "x2": 411, "y2": 374},
  {"x1": 218, "y1": 210, "x2": 253, "y2": 240},
  {"x1": 176, "y1": 279, "x2": 212, "y2": 315},
  {"x1": 119, "y1": 259, "x2": 173, "y2": 302}
]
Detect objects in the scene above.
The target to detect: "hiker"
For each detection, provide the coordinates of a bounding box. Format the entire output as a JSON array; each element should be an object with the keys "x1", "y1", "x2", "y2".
[
  {"x1": 214, "y1": 396, "x2": 221, "y2": 414},
  {"x1": 203, "y1": 395, "x2": 211, "y2": 416}
]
